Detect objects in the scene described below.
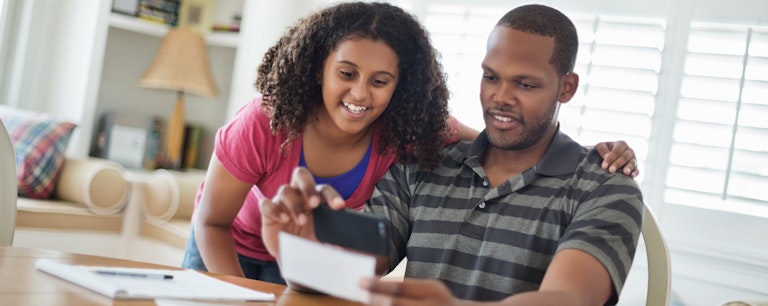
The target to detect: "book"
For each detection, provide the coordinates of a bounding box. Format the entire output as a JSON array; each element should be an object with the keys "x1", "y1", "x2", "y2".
[
  {"x1": 143, "y1": 116, "x2": 165, "y2": 170},
  {"x1": 138, "y1": 0, "x2": 180, "y2": 26},
  {"x1": 90, "y1": 112, "x2": 115, "y2": 159},
  {"x1": 36, "y1": 259, "x2": 275, "y2": 302},
  {"x1": 180, "y1": 124, "x2": 202, "y2": 169}
]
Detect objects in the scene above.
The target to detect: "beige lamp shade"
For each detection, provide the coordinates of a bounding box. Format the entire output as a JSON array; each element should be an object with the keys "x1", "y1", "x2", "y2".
[{"x1": 138, "y1": 26, "x2": 218, "y2": 97}]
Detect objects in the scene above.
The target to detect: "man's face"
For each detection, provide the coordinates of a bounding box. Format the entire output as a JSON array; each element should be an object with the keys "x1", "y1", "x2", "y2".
[{"x1": 479, "y1": 26, "x2": 577, "y2": 150}]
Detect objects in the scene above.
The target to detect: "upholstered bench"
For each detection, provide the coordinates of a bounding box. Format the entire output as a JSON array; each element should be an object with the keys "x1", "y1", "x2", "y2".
[
  {"x1": 2, "y1": 105, "x2": 202, "y2": 265},
  {"x1": 2, "y1": 106, "x2": 128, "y2": 233},
  {"x1": 137, "y1": 169, "x2": 205, "y2": 249},
  {"x1": 16, "y1": 157, "x2": 129, "y2": 233}
]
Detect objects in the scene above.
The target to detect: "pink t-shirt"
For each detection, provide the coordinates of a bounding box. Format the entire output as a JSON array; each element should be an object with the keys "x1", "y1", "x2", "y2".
[{"x1": 196, "y1": 98, "x2": 397, "y2": 261}]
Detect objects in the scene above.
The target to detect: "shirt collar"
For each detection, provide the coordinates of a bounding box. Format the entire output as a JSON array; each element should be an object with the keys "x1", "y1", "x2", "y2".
[{"x1": 466, "y1": 125, "x2": 584, "y2": 177}]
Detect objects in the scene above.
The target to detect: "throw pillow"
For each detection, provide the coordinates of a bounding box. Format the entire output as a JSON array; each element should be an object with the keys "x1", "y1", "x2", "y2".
[{"x1": 0, "y1": 106, "x2": 77, "y2": 199}]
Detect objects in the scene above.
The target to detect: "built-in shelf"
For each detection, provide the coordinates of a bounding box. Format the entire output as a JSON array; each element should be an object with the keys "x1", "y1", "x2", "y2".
[{"x1": 108, "y1": 12, "x2": 239, "y2": 48}]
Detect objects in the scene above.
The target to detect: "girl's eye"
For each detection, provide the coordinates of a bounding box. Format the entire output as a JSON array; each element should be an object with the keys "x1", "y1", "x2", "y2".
[
  {"x1": 372, "y1": 79, "x2": 389, "y2": 87},
  {"x1": 340, "y1": 70, "x2": 355, "y2": 79}
]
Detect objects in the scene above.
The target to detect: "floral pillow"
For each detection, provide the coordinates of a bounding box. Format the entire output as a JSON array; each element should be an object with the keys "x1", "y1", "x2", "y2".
[{"x1": 0, "y1": 106, "x2": 77, "y2": 199}]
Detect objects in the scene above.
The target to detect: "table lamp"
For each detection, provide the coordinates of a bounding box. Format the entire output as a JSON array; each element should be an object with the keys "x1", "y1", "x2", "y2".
[{"x1": 138, "y1": 26, "x2": 217, "y2": 169}]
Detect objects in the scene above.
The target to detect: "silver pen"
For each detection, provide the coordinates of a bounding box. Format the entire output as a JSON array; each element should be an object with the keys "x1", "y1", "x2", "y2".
[{"x1": 93, "y1": 270, "x2": 174, "y2": 280}]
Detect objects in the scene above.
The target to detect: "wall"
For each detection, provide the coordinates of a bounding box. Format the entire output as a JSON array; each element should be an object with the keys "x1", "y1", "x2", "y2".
[{"x1": 225, "y1": 0, "x2": 327, "y2": 119}]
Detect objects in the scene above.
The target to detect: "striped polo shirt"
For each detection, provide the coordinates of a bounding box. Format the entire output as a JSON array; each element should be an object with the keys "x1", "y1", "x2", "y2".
[{"x1": 366, "y1": 129, "x2": 644, "y2": 304}]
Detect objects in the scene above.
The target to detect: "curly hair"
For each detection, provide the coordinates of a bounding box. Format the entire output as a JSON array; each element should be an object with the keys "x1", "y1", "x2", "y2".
[
  {"x1": 497, "y1": 4, "x2": 578, "y2": 77},
  {"x1": 255, "y1": 2, "x2": 450, "y2": 170}
]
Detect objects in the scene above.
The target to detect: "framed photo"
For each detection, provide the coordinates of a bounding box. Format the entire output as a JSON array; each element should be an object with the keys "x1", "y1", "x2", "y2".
[
  {"x1": 178, "y1": 0, "x2": 214, "y2": 33},
  {"x1": 107, "y1": 125, "x2": 147, "y2": 169},
  {"x1": 112, "y1": 0, "x2": 140, "y2": 16}
]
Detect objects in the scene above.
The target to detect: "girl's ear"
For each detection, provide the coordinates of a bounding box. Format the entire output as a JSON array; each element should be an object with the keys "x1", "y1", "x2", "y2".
[{"x1": 558, "y1": 72, "x2": 579, "y2": 103}]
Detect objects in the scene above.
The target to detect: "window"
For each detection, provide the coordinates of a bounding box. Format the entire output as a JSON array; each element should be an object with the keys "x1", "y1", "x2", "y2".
[
  {"x1": 561, "y1": 15, "x2": 665, "y2": 185},
  {"x1": 422, "y1": 4, "x2": 499, "y2": 130},
  {"x1": 667, "y1": 23, "x2": 768, "y2": 216},
  {"x1": 0, "y1": 0, "x2": 11, "y2": 106},
  {"x1": 420, "y1": 3, "x2": 665, "y2": 186},
  {"x1": 407, "y1": 3, "x2": 768, "y2": 281}
]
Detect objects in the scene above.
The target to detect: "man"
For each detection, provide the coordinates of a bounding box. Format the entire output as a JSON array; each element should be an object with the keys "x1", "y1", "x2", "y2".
[{"x1": 260, "y1": 4, "x2": 643, "y2": 306}]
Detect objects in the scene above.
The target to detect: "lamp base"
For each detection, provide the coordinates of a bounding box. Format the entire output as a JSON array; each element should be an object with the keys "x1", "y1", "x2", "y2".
[{"x1": 162, "y1": 92, "x2": 186, "y2": 169}]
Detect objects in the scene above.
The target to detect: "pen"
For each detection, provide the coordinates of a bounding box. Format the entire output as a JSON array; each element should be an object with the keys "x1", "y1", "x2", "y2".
[{"x1": 93, "y1": 270, "x2": 174, "y2": 280}]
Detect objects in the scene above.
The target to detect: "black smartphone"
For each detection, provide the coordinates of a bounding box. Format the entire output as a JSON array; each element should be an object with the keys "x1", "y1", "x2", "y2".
[{"x1": 312, "y1": 203, "x2": 389, "y2": 256}]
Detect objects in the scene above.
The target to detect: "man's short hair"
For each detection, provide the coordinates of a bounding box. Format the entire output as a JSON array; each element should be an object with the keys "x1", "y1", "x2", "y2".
[{"x1": 496, "y1": 4, "x2": 579, "y2": 76}]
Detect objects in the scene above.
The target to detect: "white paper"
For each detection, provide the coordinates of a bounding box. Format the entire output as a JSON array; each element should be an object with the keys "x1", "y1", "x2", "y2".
[
  {"x1": 36, "y1": 259, "x2": 275, "y2": 302},
  {"x1": 279, "y1": 232, "x2": 376, "y2": 303}
]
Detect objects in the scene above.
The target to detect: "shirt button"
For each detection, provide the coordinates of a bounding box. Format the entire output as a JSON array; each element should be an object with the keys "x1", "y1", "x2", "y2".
[
  {"x1": 482, "y1": 181, "x2": 489, "y2": 187},
  {"x1": 478, "y1": 202, "x2": 486, "y2": 209}
]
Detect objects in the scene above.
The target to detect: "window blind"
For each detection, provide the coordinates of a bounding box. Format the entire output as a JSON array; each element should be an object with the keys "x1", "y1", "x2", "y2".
[
  {"x1": 561, "y1": 15, "x2": 665, "y2": 184},
  {"x1": 423, "y1": 5, "x2": 665, "y2": 183},
  {"x1": 667, "y1": 23, "x2": 768, "y2": 212},
  {"x1": 405, "y1": 0, "x2": 768, "y2": 217}
]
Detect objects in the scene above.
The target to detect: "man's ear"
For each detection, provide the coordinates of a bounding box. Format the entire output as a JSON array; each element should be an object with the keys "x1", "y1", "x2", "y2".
[{"x1": 558, "y1": 72, "x2": 579, "y2": 103}]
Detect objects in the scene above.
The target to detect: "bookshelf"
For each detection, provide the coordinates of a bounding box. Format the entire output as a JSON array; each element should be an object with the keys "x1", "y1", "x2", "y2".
[
  {"x1": 108, "y1": 12, "x2": 240, "y2": 48},
  {"x1": 94, "y1": 9, "x2": 242, "y2": 169},
  {"x1": 6, "y1": 1, "x2": 318, "y2": 170}
]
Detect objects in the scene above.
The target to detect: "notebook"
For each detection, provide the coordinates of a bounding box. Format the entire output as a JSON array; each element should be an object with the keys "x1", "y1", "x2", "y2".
[{"x1": 36, "y1": 259, "x2": 275, "y2": 302}]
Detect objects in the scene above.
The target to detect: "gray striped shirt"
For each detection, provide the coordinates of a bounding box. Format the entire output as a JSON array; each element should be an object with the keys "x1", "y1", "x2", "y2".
[{"x1": 366, "y1": 130, "x2": 643, "y2": 304}]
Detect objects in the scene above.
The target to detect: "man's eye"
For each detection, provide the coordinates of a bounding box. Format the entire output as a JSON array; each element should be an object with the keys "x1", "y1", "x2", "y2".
[
  {"x1": 482, "y1": 74, "x2": 498, "y2": 82},
  {"x1": 519, "y1": 82, "x2": 536, "y2": 89}
]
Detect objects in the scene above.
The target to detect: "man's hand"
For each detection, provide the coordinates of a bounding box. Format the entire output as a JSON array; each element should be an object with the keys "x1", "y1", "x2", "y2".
[
  {"x1": 259, "y1": 167, "x2": 346, "y2": 260},
  {"x1": 595, "y1": 140, "x2": 639, "y2": 178},
  {"x1": 361, "y1": 277, "x2": 460, "y2": 306}
]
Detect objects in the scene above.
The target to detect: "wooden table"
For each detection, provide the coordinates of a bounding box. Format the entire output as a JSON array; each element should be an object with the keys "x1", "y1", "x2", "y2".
[{"x1": 0, "y1": 246, "x2": 364, "y2": 305}]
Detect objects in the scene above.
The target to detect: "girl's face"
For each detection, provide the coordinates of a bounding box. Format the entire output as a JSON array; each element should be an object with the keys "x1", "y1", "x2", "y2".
[{"x1": 318, "y1": 38, "x2": 399, "y2": 136}]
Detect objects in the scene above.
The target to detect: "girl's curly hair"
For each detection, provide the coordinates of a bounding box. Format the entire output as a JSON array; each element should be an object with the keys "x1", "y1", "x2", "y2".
[{"x1": 255, "y1": 2, "x2": 450, "y2": 171}]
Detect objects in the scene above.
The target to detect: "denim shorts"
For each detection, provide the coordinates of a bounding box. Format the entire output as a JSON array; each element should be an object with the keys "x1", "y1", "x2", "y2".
[{"x1": 181, "y1": 225, "x2": 286, "y2": 285}]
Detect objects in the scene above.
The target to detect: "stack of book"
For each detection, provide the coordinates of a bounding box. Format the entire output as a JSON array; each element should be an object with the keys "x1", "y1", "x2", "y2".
[{"x1": 138, "y1": 0, "x2": 180, "y2": 26}]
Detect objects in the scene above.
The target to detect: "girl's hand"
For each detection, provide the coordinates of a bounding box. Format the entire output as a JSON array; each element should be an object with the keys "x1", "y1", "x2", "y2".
[
  {"x1": 595, "y1": 141, "x2": 639, "y2": 178},
  {"x1": 259, "y1": 167, "x2": 345, "y2": 259}
]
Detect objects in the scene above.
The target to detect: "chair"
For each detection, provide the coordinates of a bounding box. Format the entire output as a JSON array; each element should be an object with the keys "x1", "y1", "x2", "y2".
[
  {"x1": 0, "y1": 119, "x2": 18, "y2": 246},
  {"x1": 642, "y1": 204, "x2": 672, "y2": 306}
]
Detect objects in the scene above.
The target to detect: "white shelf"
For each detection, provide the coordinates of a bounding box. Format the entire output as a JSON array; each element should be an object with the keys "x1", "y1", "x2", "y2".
[{"x1": 108, "y1": 13, "x2": 239, "y2": 48}]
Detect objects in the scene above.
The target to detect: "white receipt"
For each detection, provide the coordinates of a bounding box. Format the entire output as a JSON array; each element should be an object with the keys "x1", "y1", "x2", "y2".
[{"x1": 279, "y1": 232, "x2": 376, "y2": 303}]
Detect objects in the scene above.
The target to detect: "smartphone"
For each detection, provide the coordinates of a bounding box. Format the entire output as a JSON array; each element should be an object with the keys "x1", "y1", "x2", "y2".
[{"x1": 312, "y1": 203, "x2": 389, "y2": 256}]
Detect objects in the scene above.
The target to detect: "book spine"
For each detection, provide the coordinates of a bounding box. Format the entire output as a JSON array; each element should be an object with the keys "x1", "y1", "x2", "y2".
[
  {"x1": 143, "y1": 116, "x2": 164, "y2": 170},
  {"x1": 138, "y1": 0, "x2": 180, "y2": 26},
  {"x1": 181, "y1": 124, "x2": 202, "y2": 169},
  {"x1": 90, "y1": 112, "x2": 115, "y2": 159}
]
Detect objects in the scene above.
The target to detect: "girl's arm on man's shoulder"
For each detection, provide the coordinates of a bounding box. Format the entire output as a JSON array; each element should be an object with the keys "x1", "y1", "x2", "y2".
[{"x1": 447, "y1": 116, "x2": 480, "y2": 142}]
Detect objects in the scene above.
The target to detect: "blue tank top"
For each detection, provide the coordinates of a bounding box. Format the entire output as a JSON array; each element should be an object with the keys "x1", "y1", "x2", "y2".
[{"x1": 299, "y1": 140, "x2": 372, "y2": 200}]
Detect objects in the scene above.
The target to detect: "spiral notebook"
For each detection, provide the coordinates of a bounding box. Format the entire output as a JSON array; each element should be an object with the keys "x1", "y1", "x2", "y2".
[{"x1": 36, "y1": 259, "x2": 275, "y2": 302}]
